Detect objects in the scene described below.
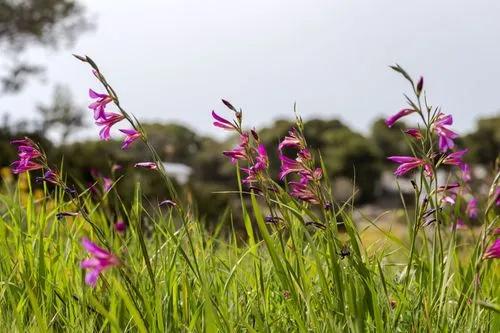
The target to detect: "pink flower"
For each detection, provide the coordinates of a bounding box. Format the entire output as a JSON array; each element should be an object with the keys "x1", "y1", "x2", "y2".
[
  {"x1": 289, "y1": 175, "x2": 320, "y2": 204},
  {"x1": 10, "y1": 138, "x2": 43, "y2": 174},
  {"x1": 88, "y1": 89, "x2": 113, "y2": 120},
  {"x1": 461, "y1": 163, "x2": 472, "y2": 182},
  {"x1": 404, "y1": 128, "x2": 423, "y2": 140},
  {"x1": 134, "y1": 162, "x2": 157, "y2": 170},
  {"x1": 96, "y1": 112, "x2": 124, "y2": 141},
  {"x1": 385, "y1": 109, "x2": 415, "y2": 128},
  {"x1": 387, "y1": 156, "x2": 431, "y2": 177},
  {"x1": 223, "y1": 133, "x2": 249, "y2": 163},
  {"x1": 36, "y1": 170, "x2": 59, "y2": 185},
  {"x1": 466, "y1": 198, "x2": 478, "y2": 219},
  {"x1": 242, "y1": 145, "x2": 269, "y2": 184},
  {"x1": 119, "y1": 128, "x2": 141, "y2": 150},
  {"x1": 455, "y1": 218, "x2": 467, "y2": 230},
  {"x1": 11, "y1": 160, "x2": 43, "y2": 174},
  {"x1": 212, "y1": 111, "x2": 237, "y2": 131},
  {"x1": 442, "y1": 149, "x2": 467, "y2": 167},
  {"x1": 433, "y1": 113, "x2": 458, "y2": 152},
  {"x1": 483, "y1": 239, "x2": 500, "y2": 260},
  {"x1": 278, "y1": 128, "x2": 303, "y2": 150},
  {"x1": 102, "y1": 177, "x2": 113, "y2": 192},
  {"x1": 114, "y1": 220, "x2": 127, "y2": 234},
  {"x1": 80, "y1": 238, "x2": 119, "y2": 286},
  {"x1": 279, "y1": 154, "x2": 304, "y2": 180},
  {"x1": 253, "y1": 144, "x2": 268, "y2": 172}
]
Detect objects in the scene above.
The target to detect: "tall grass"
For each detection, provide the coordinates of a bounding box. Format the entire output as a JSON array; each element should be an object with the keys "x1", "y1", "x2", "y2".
[{"x1": 0, "y1": 59, "x2": 498, "y2": 332}]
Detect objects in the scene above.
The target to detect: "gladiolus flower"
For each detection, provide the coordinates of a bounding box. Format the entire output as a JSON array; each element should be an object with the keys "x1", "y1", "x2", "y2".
[
  {"x1": 159, "y1": 199, "x2": 176, "y2": 207},
  {"x1": 279, "y1": 154, "x2": 304, "y2": 180},
  {"x1": 289, "y1": 175, "x2": 320, "y2": 204},
  {"x1": 416, "y1": 76, "x2": 424, "y2": 95},
  {"x1": 134, "y1": 162, "x2": 157, "y2": 170},
  {"x1": 212, "y1": 111, "x2": 237, "y2": 131},
  {"x1": 11, "y1": 160, "x2": 43, "y2": 174},
  {"x1": 241, "y1": 145, "x2": 269, "y2": 184},
  {"x1": 279, "y1": 128, "x2": 303, "y2": 150},
  {"x1": 442, "y1": 149, "x2": 467, "y2": 167},
  {"x1": 433, "y1": 113, "x2": 458, "y2": 152},
  {"x1": 461, "y1": 163, "x2": 471, "y2": 182},
  {"x1": 80, "y1": 238, "x2": 119, "y2": 286},
  {"x1": 89, "y1": 89, "x2": 113, "y2": 120},
  {"x1": 253, "y1": 144, "x2": 268, "y2": 172},
  {"x1": 223, "y1": 133, "x2": 249, "y2": 163},
  {"x1": 36, "y1": 170, "x2": 59, "y2": 185},
  {"x1": 404, "y1": 128, "x2": 423, "y2": 140},
  {"x1": 114, "y1": 220, "x2": 127, "y2": 233},
  {"x1": 10, "y1": 138, "x2": 44, "y2": 174},
  {"x1": 387, "y1": 156, "x2": 431, "y2": 177},
  {"x1": 385, "y1": 109, "x2": 415, "y2": 128},
  {"x1": 119, "y1": 128, "x2": 141, "y2": 150},
  {"x1": 102, "y1": 177, "x2": 113, "y2": 192},
  {"x1": 466, "y1": 198, "x2": 478, "y2": 219},
  {"x1": 455, "y1": 218, "x2": 467, "y2": 230},
  {"x1": 96, "y1": 112, "x2": 124, "y2": 141},
  {"x1": 483, "y1": 239, "x2": 500, "y2": 260}
]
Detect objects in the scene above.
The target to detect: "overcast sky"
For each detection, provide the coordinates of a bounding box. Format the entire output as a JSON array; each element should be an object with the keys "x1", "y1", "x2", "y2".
[{"x1": 2, "y1": 0, "x2": 499, "y2": 141}]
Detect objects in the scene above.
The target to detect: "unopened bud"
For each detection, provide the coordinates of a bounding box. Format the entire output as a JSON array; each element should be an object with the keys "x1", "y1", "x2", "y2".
[
  {"x1": 72, "y1": 54, "x2": 87, "y2": 62},
  {"x1": 251, "y1": 128, "x2": 259, "y2": 141},
  {"x1": 221, "y1": 99, "x2": 237, "y2": 112},
  {"x1": 416, "y1": 76, "x2": 424, "y2": 96}
]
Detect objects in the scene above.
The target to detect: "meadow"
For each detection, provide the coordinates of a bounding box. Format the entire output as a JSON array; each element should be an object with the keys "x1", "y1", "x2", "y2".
[{"x1": 0, "y1": 57, "x2": 498, "y2": 332}]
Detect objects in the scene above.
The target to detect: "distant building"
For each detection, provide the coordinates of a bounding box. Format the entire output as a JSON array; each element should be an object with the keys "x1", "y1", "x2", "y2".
[{"x1": 162, "y1": 162, "x2": 192, "y2": 184}]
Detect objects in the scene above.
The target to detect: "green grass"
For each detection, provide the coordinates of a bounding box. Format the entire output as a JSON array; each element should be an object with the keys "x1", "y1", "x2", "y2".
[{"x1": 0, "y1": 171, "x2": 498, "y2": 332}]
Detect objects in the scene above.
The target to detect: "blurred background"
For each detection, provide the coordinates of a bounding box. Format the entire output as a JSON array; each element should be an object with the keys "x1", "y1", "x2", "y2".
[{"x1": 1, "y1": 0, "x2": 499, "y2": 223}]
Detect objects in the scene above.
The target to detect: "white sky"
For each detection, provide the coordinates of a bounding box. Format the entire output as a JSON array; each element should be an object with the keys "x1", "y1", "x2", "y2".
[{"x1": 2, "y1": 0, "x2": 499, "y2": 141}]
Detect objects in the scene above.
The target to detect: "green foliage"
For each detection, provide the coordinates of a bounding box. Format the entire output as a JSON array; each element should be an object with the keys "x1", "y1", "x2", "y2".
[
  {"x1": 0, "y1": 173, "x2": 498, "y2": 331},
  {"x1": 464, "y1": 116, "x2": 500, "y2": 166}
]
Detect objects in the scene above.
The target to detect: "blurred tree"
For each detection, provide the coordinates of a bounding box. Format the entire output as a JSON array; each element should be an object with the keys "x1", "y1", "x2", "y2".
[
  {"x1": 463, "y1": 115, "x2": 500, "y2": 166},
  {"x1": 0, "y1": 0, "x2": 89, "y2": 93},
  {"x1": 371, "y1": 118, "x2": 411, "y2": 160},
  {"x1": 36, "y1": 85, "x2": 86, "y2": 143}
]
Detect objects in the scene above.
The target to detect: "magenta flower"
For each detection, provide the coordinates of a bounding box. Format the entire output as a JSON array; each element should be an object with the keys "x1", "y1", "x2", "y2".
[
  {"x1": 253, "y1": 144, "x2": 268, "y2": 172},
  {"x1": 279, "y1": 154, "x2": 304, "y2": 180},
  {"x1": 119, "y1": 128, "x2": 141, "y2": 150},
  {"x1": 242, "y1": 145, "x2": 269, "y2": 184},
  {"x1": 455, "y1": 218, "x2": 467, "y2": 230},
  {"x1": 385, "y1": 109, "x2": 415, "y2": 128},
  {"x1": 461, "y1": 163, "x2": 472, "y2": 182},
  {"x1": 223, "y1": 133, "x2": 249, "y2": 163},
  {"x1": 114, "y1": 220, "x2": 127, "y2": 234},
  {"x1": 36, "y1": 170, "x2": 59, "y2": 185},
  {"x1": 212, "y1": 111, "x2": 237, "y2": 131},
  {"x1": 433, "y1": 113, "x2": 458, "y2": 152},
  {"x1": 442, "y1": 149, "x2": 467, "y2": 167},
  {"x1": 483, "y1": 239, "x2": 500, "y2": 260},
  {"x1": 223, "y1": 146, "x2": 247, "y2": 163},
  {"x1": 134, "y1": 162, "x2": 157, "y2": 170},
  {"x1": 466, "y1": 198, "x2": 478, "y2": 219},
  {"x1": 89, "y1": 89, "x2": 113, "y2": 120},
  {"x1": 278, "y1": 128, "x2": 303, "y2": 150},
  {"x1": 96, "y1": 112, "x2": 124, "y2": 141},
  {"x1": 289, "y1": 175, "x2": 320, "y2": 204},
  {"x1": 11, "y1": 160, "x2": 43, "y2": 174},
  {"x1": 404, "y1": 128, "x2": 423, "y2": 140},
  {"x1": 387, "y1": 156, "x2": 431, "y2": 177},
  {"x1": 80, "y1": 238, "x2": 119, "y2": 286},
  {"x1": 102, "y1": 177, "x2": 113, "y2": 192}
]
